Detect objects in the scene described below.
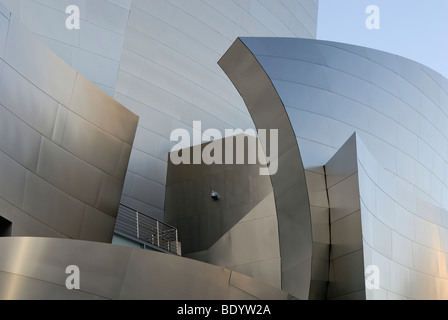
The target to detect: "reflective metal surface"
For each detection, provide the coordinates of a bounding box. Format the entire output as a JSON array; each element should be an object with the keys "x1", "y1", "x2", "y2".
[
  {"x1": 1, "y1": 0, "x2": 320, "y2": 224},
  {"x1": 114, "y1": 0, "x2": 319, "y2": 221},
  {"x1": 0, "y1": 8, "x2": 138, "y2": 242},
  {"x1": 1, "y1": 0, "x2": 130, "y2": 96},
  {"x1": 0, "y1": 237, "x2": 292, "y2": 300},
  {"x1": 219, "y1": 38, "x2": 313, "y2": 300},
  {"x1": 325, "y1": 134, "x2": 364, "y2": 299},
  {"x1": 220, "y1": 37, "x2": 448, "y2": 299},
  {"x1": 2, "y1": 0, "x2": 448, "y2": 300},
  {"x1": 165, "y1": 135, "x2": 282, "y2": 289}
]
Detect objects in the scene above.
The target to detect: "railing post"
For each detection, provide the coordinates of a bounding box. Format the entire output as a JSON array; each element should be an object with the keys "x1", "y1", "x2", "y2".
[
  {"x1": 175, "y1": 229, "x2": 179, "y2": 255},
  {"x1": 136, "y1": 211, "x2": 139, "y2": 239},
  {"x1": 156, "y1": 220, "x2": 160, "y2": 248}
]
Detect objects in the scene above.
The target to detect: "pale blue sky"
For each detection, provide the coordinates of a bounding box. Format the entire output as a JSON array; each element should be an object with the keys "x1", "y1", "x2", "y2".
[{"x1": 317, "y1": 0, "x2": 448, "y2": 78}]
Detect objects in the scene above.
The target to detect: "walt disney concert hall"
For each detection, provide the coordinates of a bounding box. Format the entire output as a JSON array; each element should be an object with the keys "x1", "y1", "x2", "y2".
[{"x1": 0, "y1": 0, "x2": 447, "y2": 300}]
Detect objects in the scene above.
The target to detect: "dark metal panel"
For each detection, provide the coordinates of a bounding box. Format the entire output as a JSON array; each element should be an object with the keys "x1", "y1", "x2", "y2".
[
  {"x1": 36, "y1": 137, "x2": 104, "y2": 208},
  {"x1": 330, "y1": 211, "x2": 363, "y2": 260},
  {"x1": 165, "y1": 135, "x2": 276, "y2": 254},
  {"x1": 9, "y1": 207, "x2": 67, "y2": 238},
  {"x1": 229, "y1": 271, "x2": 289, "y2": 300},
  {"x1": 79, "y1": 207, "x2": 116, "y2": 243},
  {"x1": 96, "y1": 174, "x2": 123, "y2": 218},
  {"x1": 0, "y1": 104, "x2": 41, "y2": 172},
  {"x1": 22, "y1": 171, "x2": 85, "y2": 239},
  {"x1": 62, "y1": 111, "x2": 126, "y2": 179},
  {"x1": 0, "y1": 150, "x2": 26, "y2": 208},
  {"x1": 327, "y1": 249, "x2": 366, "y2": 299}
]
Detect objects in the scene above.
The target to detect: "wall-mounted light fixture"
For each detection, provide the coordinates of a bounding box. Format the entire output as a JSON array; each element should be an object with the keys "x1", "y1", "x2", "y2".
[{"x1": 211, "y1": 190, "x2": 219, "y2": 201}]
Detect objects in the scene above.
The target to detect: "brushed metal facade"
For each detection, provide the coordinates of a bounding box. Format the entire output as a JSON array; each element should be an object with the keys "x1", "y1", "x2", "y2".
[
  {"x1": 219, "y1": 37, "x2": 448, "y2": 299},
  {"x1": 219, "y1": 39, "x2": 313, "y2": 300},
  {"x1": 115, "y1": 0, "x2": 319, "y2": 221},
  {"x1": 0, "y1": 237, "x2": 293, "y2": 300},
  {"x1": 0, "y1": 6, "x2": 138, "y2": 242},
  {"x1": 325, "y1": 134, "x2": 365, "y2": 300},
  {"x1": 1, "y1": 0, "x2": 446, "y2": 301},
  {"x1": 0, "y1": 0, "x2": 320, "y2": 221},
  {"x1": 0, "y1": 0, "x2": 131, "y2": 97},
  {"x1": 0, "y1": 1, "x2": 319, "y2": 301},
  {"x1": 165, "y1": 135, "x2": 282, "y2": 289}
]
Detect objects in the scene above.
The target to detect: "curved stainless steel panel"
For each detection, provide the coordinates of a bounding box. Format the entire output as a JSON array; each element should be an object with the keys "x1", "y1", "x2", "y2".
[
  {"x1": 0, "y1": 237, "x2": 292, "y2": 300},
  {"x1": 219, "y1": 38, "x2": 313, "y2": 300},
  {"x1": 0, "y1": 8, "x2": 138, "y2": 242},
  {"x1": 220, "y1": 37, "x2": 448, "y2": 299}
]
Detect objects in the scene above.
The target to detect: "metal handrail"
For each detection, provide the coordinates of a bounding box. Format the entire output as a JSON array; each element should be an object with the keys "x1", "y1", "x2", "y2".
[{"x1": 114, "y1": 204, "x2": 180, "y2": 255}]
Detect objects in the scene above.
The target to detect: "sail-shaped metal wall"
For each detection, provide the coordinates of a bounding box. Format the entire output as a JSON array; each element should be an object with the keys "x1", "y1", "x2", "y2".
[{"x1": 219, "y1": 37, "x2": 448, "y2": 300}]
